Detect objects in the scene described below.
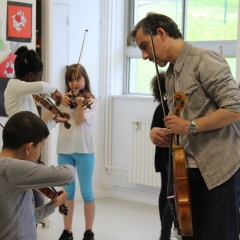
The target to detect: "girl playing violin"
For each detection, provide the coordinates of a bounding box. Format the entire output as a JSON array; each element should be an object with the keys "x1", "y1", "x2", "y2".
[
  {"x1": 43, "y1": 64, "x2": 98, "y2": 240},
  {"x1": 4, "y1": 46, "x2": 70, "y2": 216},
  {"x1": 4, "y1": 46, "x2": 70, "y2": 129}
]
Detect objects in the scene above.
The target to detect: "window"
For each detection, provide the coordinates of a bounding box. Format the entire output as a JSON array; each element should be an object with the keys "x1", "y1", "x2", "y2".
[{"x1": 126, "y1": 0, "x2": 238, "y2": 94}]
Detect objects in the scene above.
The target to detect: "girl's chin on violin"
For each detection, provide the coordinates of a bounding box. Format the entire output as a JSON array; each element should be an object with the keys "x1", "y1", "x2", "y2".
[{"x1": 72, "y1": 88, "x2": 82, "y2": 95}]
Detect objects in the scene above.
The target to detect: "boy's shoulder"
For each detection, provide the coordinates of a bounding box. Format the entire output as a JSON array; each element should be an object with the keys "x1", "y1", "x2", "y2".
[
  {"x1": 0, "y1": 156, "x2": 15, "y2": 166},
  {"x1": 0, "y1": 157, "x2": 33, "y2": 173}
]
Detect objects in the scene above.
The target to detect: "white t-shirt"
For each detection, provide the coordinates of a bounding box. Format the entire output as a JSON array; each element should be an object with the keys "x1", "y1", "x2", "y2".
[
  {"x1": 4, "y1": 79, "x2": 57, "y2": 130},
  {"x1": 56, "y1": 99, "x2": 98, "y2": 154}
]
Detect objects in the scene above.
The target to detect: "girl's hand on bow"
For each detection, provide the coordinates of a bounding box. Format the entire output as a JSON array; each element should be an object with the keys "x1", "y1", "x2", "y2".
[
  {"x1": 51, "y1": 89, "x2": 62, "y2": 106},
  {"x1": 62, "y1": 92, "x2": 72, "y2": 106}
]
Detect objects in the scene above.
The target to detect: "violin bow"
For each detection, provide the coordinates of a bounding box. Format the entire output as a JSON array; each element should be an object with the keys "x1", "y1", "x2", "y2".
[
  {"x1": 78, "y1": 29, "x2": 88, "y2": 66},
  {"x1": 149, "y1": 30, "x2": 166, "y2": 117},
  {"x1": 70, "y1": 30, "x2": 92, "y2": 110},
  {"x1": 148, "y1": 30, "x2": 181, "y2": 233},
  {"x1": 74, "y1": 29, "x2": 88, "y2": 85}
]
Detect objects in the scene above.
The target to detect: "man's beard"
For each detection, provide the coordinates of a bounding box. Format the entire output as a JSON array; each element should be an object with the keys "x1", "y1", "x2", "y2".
[{"x1": 157, "y1": 59, "x2": 168, "y2": 67}]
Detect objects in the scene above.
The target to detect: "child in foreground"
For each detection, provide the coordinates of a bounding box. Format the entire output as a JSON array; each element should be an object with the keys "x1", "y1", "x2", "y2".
[{"x1": 0, "y1": 111, "x2": 75, "y2": 240}]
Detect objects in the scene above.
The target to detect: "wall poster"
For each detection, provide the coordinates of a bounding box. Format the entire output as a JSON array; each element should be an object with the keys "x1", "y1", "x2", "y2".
[{"x1": 6, "y1": 1, "x2": 32, "y2": 42}]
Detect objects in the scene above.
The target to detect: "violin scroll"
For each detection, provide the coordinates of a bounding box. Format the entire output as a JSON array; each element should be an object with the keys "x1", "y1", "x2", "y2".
[{"x1": 173, "y1": 92, "x2": 186, "y2": 117}]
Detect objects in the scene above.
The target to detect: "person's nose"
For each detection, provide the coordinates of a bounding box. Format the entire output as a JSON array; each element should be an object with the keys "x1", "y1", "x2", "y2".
[
  {"x1": 142, "y1": 50, "x2": 149, "y2": 60},
  {"x1": 72, "y1": 79, "x2": 77, "y2": 86}
]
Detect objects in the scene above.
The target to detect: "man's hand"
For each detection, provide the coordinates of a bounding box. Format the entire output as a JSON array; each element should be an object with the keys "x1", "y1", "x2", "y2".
[
  {"x1": 52, "y1": 190, "x2": 67, "y2": 208},
  {"x1": 51, "y1": 89, "x2": 62, "y2": 106},
  {"x1": 53, "y1": 113, "x2": 70, "y2": 123},
  {"x1": 150, "y1": 127, "x2": 170, "y2": 148},
  {"x1": 164, "y1": 115, "x2": 189, "y2": 135}
]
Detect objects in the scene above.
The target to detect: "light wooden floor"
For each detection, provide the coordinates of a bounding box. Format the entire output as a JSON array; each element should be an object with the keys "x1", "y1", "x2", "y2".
[{"x1": 37, "y1": 197, "x2": 162, "y2": 240}]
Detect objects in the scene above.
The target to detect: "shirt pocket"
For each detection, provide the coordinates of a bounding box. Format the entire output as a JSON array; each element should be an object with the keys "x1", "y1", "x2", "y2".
[{"x1": 184, "y1": 83, "x2": 205, "y2": 109}]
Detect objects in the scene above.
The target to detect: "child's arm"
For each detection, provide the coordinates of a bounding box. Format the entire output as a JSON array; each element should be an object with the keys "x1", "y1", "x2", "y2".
[
  {"x1": 42, "y1": 110, "x2": 69, "y2": 123},
  {"x1": 34, "y1": 190, "x2": 67, "y2": 222},
  {"x1": 51, "y1": 189, "x2": 67, "y2": 208},
  {"x1": 11, "y1": 80, "x2": 57, "y2": 97},
  {"x1": 42, "y1": 111, "x2": 55, "y2": 122},
  {"x1": 5, "y1": 160, "x2": 75, "y2": 189},
  {"x1": 74, "y1": 96, "x2": 86, "y2": 125}
]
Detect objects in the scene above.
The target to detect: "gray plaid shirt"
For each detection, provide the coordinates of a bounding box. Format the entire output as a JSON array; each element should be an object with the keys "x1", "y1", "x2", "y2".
[{"x1": 166, "y1": 41, "x2": 240, "y2": 190}]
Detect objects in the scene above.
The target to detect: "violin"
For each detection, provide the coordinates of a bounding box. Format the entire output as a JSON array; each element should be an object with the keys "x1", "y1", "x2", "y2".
[
  {"x1": 171, "y1": 92, "x2": 192, "y2": 236},
  {"x1": 36, "y1": 159, "x2": 68, "y2": 216},
  {"x1": 68, "y1": 88, "x2": 93, "y2": 109},
  {"x1": 33, "y1": 94, "x2": 71, "y2": 129}
]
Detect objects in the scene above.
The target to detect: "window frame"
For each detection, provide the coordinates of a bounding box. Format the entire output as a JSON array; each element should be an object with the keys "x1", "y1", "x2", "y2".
[{"x1": 124, "y1": 0, "x2": 237, "y2": 95}]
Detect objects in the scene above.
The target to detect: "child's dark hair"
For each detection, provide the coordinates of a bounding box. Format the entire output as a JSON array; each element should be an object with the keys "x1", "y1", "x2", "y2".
[
  {"x1": 150, "y1": 71, "x2": 166, "y2": 102},
  {"x1": 14, "y1": 46, "x2": 43, "y2": 78},
  {"x1": 65, "y1": 64, "x2": 95, "y2": 98},
  {"x1": 2, "y1": 111, "x2": 49, "y2": 150}
]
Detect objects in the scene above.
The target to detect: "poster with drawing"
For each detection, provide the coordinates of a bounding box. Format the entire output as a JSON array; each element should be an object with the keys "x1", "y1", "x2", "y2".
[
  {"x1": 0, "y1": 52, "x2": 16, "y2": 117},
  {"x1": 6, "y1": 1, "x2": 32, "y2": 42}
]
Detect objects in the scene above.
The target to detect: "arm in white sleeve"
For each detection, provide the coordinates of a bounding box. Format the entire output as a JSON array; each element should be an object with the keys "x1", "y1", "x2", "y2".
[
  {"x1": 13, "y1": 80, "x2": 56, "y2": 97},
  {"x1": 45, "y1": 118, "x2": 57, "y2": 130}
]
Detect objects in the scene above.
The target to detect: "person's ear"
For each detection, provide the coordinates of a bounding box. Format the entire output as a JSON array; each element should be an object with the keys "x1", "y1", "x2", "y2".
[
  {"x1": 24, "y1": 142, "x2": 34, "y2": 156},
  {"x1": 28, "y1": 72, "x2": 34, "y2": 82},
  {"x1": 156, "y1": 28, "x2": 165, "y2": 40}
]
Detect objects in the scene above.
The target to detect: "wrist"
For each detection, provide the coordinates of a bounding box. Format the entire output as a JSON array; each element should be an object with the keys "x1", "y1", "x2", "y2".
[
  {"x1": 51, "y1": 198, "x2": 58, "y2": 208},
  {"x1": 188, "y1": 120, "x2": 197, "y2": 134},
  {"x1": 53, "y1": 116, "x2": 58, "y2": 123}
]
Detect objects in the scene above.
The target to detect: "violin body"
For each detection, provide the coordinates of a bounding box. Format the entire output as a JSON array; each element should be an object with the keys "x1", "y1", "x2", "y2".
[
  {"x1": 69, "y1": 89, "x2": 93, "y2": 109},
  {"x1": 172, "y1": 136, "x2": 192, "y2": 235},
  {"x1": 33, "y1": 94, "x2": 71, "y2": 129},
  {"x1": 172, "y1": 92, "x2": 193, "y2": 236}
]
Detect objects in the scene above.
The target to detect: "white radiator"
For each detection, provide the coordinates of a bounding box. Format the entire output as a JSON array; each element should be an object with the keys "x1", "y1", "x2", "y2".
[{"x1": 128, "y1": 121, "x2": 161, "y2": 188}]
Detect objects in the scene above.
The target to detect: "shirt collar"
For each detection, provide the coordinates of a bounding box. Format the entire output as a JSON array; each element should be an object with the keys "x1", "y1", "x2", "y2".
[{"x1": 174, "y1": 41, "x2": 192, "y2": 73}]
